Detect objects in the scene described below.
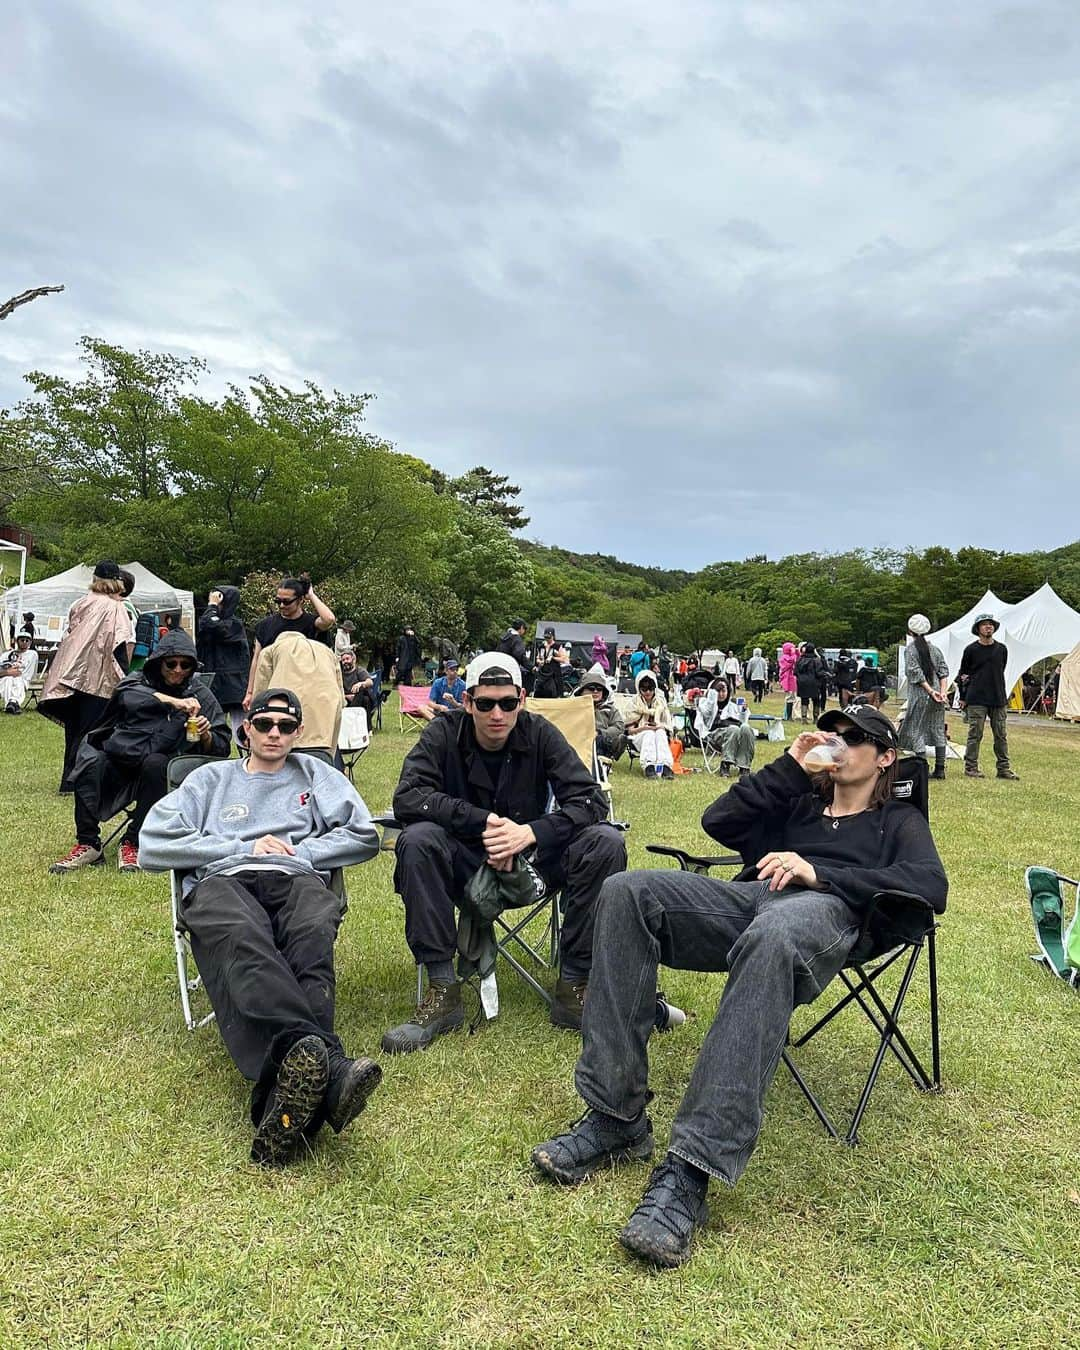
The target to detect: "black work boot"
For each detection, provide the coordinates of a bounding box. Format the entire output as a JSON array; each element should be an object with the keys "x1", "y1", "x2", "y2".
[
  {"x1": 251, "y1": 1035, "x2": 329, "y2": 1167},
  {"x1": 324, "y1": 1054, "x2": 383, "y2": 1133},
  {"x1": 932, "y1": 751, "x2": 946, "y2": 780},
  {"x1": 618, "y1": 1155, "x2": 710, "y2": 1268},
  {"x1": 550, "y1": 977, "x2": 587, "y2": 1030},
  {"x1": 532, "y1": 1107, "x2": 654, "y2": 1184},
  {"x1": 381, "y1": 981, "x2": 464, "y2": 1054}
]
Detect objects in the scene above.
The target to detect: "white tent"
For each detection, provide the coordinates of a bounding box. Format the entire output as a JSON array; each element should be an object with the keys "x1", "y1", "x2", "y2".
[
  {"x1": 1, "y1": 562, "x2": 195, "y2": 638},
  {"x1": 898, "y1": 583, "x2": 1080, "y2": 700}
]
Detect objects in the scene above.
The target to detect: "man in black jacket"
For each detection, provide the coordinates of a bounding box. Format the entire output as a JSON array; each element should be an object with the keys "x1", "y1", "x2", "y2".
[
  {"x1": 496, "y1": 618, "x2": 529, "y2": 670},
  {"x1": 531, "y1": 704, "x2": 947, "y2": 1269},
  {"x1": 958, "y1": 613, "x2": 1017, "y2": 780},
  {"x1": 51, "y1": 631, "x2": 232, "y2": 874},
  {"x1": 382, "y1": 650, "x2": 627, "y2": 1052}
]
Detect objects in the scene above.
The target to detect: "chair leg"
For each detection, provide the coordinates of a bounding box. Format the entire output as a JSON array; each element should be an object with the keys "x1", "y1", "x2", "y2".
[
  {"x1": 928, "y1": 927, "x2": 941, "y2": 1089},
  {"x1": 781, "y1": 1050, "x2": 842, "y2": 1141},
  {"x1": 846, "y1": 943, "x2": 927, "y2": 1144}
]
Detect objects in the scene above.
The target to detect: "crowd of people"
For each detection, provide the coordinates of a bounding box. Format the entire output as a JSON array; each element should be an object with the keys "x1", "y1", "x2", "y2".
[{"x1": 15, "y1": 563, "x2": 1043, "y2": 1268}]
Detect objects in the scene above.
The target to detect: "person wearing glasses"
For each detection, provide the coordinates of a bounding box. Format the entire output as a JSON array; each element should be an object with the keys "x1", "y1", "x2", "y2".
[
  {"x1": 243, "y1": 575, "x2": 336, "y2": 712},
  {"x1": 532, "y1": 704, "x2": 947, "y2": 1269},
  {"x1": 50, "y1": 631, "x2": 231, "y2": 873},
  {"x1": 140, "y1": 688, "x2": 383, "y2": 1166},
  {"x1": 383, "y1": 651, "x2": 627, "y2": 1051}
]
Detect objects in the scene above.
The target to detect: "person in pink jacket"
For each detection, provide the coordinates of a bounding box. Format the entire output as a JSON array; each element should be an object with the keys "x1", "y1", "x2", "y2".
[{"x1": 779, "y1": 641, "x2": 799, "y2": 721}]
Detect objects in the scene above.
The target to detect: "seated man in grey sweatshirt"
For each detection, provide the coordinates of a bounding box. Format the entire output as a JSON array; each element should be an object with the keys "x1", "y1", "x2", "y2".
[{"x1": 140, "y1": 687, "x2": 382, "y2": 1166}]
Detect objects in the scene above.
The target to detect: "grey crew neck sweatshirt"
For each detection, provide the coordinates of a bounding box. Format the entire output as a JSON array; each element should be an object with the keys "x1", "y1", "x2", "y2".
[{"x1": 139, "y1": 755, "x2": 379, "y2": 895}]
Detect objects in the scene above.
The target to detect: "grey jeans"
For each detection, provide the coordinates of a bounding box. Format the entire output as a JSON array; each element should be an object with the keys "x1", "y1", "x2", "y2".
[
  {"x1": 574, "y1": 869, "x2": 860, "y2": 1185},
  {"x1": 963, "y1": 704, "x2": 1011, "y2": 773}
]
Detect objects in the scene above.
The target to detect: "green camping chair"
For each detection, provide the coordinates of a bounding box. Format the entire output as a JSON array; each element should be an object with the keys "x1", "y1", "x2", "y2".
[{"x1": 1025, "y1": 867, "x2": 1080, "y2": 989}]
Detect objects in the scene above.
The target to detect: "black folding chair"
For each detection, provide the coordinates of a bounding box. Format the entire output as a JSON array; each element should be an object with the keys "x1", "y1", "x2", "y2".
[{"x1": 646, "y1": 757, "x2": 941, "y2": 1145}]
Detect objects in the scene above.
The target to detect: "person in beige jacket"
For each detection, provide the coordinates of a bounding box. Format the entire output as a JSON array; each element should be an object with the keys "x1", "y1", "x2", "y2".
[
  {"x1": 251, "y1": 631, "x2": 344, "y2": 755},
  {"x1": 623, "y1": 669, "x2": 675, "y2": 779}
]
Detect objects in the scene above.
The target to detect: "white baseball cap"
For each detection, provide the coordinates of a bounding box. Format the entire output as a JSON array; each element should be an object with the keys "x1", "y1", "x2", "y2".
[{"x1": 464, "y1": 651, "x2": 522, "y2": 690}]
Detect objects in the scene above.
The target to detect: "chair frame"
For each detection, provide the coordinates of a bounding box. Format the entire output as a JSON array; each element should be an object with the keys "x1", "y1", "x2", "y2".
[
  {"x1": 338, "y1": 705, "x2": 370, "y2": 783},
  {"x1": 167, "y1": 753, "x2": 347, "y2": 1031},
  {"x1": 645, "y1": 756, "x2": 942, "y2": 1145}
]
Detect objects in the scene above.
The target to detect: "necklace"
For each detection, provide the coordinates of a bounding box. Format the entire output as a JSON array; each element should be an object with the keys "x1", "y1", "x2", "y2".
[{"x1": 824, "y1": 804, "x2": 869, "y2": 830}]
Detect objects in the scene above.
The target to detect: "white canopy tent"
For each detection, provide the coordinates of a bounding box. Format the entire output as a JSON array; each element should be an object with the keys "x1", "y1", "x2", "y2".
[
  {"x1": 1, "y1": 562, "x2": 195, "y2": 638},
  {"x1": 0, "y1": 540, "x2": 28, "y2": 645},
  {"x1": 898, "y1": 583, "x2": 1080, "y2": 701}
]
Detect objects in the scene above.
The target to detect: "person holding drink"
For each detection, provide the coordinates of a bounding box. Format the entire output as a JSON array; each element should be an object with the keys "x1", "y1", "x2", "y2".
[{"x1": 531, "y1": 702, "x2": 947, "y2": 1269}]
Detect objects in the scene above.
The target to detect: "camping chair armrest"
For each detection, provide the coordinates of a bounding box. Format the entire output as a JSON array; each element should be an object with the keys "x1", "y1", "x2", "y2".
[
  {"x1": 854, "y1": 889, "x2": 938, "y2": 958},
  {"x1": 371, "y1": 812, "x2": 400, "y2": 829},
  {"x1": 645, "y1": 844, "x2": 742, "y2": 873}
]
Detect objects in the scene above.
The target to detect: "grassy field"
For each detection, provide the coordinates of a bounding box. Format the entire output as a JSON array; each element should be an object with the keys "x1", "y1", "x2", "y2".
[{"x1": 1, "y1": 692, "x2": 1078, "y2": 1347}]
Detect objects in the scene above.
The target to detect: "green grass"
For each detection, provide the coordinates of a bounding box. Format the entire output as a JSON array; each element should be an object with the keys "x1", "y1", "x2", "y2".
[{"x1": 1, "y1": 693, "x2": 1078, "y2": 1347}]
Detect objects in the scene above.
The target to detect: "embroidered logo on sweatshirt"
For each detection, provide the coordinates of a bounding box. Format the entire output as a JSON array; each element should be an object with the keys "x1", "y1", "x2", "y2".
[
  {"x1": 298, "y1": 792, "x2": 311, "y2": 806},
  {"x1": 221, "y1": 803, "x2": 250, "y2": 822}
]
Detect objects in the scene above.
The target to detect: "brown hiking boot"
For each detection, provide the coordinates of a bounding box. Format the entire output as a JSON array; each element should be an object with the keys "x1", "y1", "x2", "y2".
[
  {"x1": 997, "y1": 769, "x2": 1020, "y2": 780},
  {"x1": 964, "y1": 767, "x2": 985, "y2": 778},
  {"x1": 381, "y1": 981, "x2": 464, "y2": 1054},
  {"x1": 550, "y1": 977, "x2": 587, "y2": 1031}
]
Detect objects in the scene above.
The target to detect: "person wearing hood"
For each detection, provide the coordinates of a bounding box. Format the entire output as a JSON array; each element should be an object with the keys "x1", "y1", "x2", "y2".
[
  {"x1": 575, "y1": 665, "x2": 626, "y2": 761},
  {"x1": 957, "y1": 613, "x2": 1017, "y2": 780},
  {"x1": 795, "y1": 643, "x2": 829, "y2": 722},
  {"x1": 198, "y1": 585, "x2": 251, "y2": 736},
  {"x1": 591, "y1": 635, "x2": 611, "y2": 674},
  {"x1": 834, "y1": 648, "x2": 858, "y2": 709},
  {"x1": 51, "y1": 630, "x2": 230, "y2": 873},
  {"x1": 624, "y1": 670, "x2": 674, "y2": 779},
  {"x1": 745, "y1": 648, "x2": 768, "y2": 704},
  {"x1": 779, "y1": 642, "x2": 799, "y2": 721},
  {"x1": 702, "y1": 677, "x2": 758, "y2": 779}
]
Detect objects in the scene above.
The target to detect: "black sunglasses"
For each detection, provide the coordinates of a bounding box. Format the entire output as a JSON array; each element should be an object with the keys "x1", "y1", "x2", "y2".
[
  {"x1": 250, "y1": 716, "x2": 299, "y2": 735},
  {"x1": 162, "y1": 658, "x2": 196, "y2": 671},
  {"x1": 471, "y1": 695, "x2": 520, "y2": 713},
  {"x1": 274, "y1": 595, "x2": 299, "y2": 605},
  {"x1": 836, "y1": 727, "x2": 888, "y2": 749}
]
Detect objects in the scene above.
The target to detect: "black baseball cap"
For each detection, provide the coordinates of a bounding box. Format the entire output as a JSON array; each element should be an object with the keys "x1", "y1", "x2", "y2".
[
  {"x1": 248, "y1": 688, "x2": 303, "y2": 721},
  {"x1": 817, "y1": 704, "x2": 898, "y2": 750}
]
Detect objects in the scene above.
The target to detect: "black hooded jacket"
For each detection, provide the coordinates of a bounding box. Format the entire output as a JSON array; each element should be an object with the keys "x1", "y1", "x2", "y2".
[
  {"x1": 72, "y1": 631, "x2": 230, "y2": 822},
  {"x1": 196, "y1": 586, "x2": 250, "y2": 709}
]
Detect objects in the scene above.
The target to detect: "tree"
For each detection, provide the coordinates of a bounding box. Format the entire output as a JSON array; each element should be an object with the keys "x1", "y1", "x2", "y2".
[
  {"x1": 440, "y1": 505, "x2": 535, "y2": 645},
  {"x1": 657, "y1": 586, "x2": 755, "y2": 657},
  {"x1": 433, "y1": 465, "x2": 530, "y2": 531}
]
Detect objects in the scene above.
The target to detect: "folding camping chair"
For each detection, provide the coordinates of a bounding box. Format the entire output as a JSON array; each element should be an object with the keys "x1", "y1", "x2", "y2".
[
  {"x1": 337, "y1": 706, "x2": 370, "y2": 783},
  {"x1": 167, "y1": 753, "x2": 348, "y2": 1032},
  {"x1": 369, "y1": 669, "x2": 386, "y2": 732},
  {"x1": 1025, "y1": 867, "x2": 1080, "y2": 988},
  {"x1": 376, "y1": 695, "x2": 623, "y2": 1013},
  {"x1": 645, "y1": 756, "x2": 942, "y2": 1145},
  {"x1": 396, "y1": 683, "x2": 432, "y2": 733}
]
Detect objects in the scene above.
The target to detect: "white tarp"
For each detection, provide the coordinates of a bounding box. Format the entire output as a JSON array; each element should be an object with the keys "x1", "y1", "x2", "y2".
[
  {"x1": 1056, "y1": 642, "x2": 1080, "y2": 720},
  {"x1": 899, "y1": 583, "x2": 1080, "y2": 699},
  {"x1": 2, "y1": 561, "x2": 195, "y2": 637}
]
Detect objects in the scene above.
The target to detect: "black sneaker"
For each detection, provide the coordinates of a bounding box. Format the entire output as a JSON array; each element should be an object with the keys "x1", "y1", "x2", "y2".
[
  {"x1": 251, "y1": 1035, "x2": 329, "y2": 1167},
  {"x1": 997, "y1": 768, "x2": 1020, "y2": 781},
  {"x1": 381, "y1": 980, "x2": 464, "y2": 1054},
  {"x1": 964, "y1": 767, "x2": 985, "y2": 778},
  {"x1": 325, "y1": 1055, "x2": 383, "y2": 1134},
  {"x1": 531, "y1": 1108, "x2": 654, "y2": 1184},
  {"x1": 550, "y1": 977, "x2": 587, "y2": 1031},
  {"x1": 618, "y1": 1157, "x2": 710, "y2": 1268},
  {"x1": 660, "y1": 766, "x2": 675, "y2": 780}
]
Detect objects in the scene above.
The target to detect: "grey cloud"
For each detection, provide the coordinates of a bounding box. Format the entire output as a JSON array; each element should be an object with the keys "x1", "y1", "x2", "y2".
[{"x1": 3, "y1": 0, "x2": 1080, "y2": 569}]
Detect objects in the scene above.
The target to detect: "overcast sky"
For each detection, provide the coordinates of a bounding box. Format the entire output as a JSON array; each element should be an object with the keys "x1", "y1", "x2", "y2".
[{"x1": 4, "y1": 1, "x2": 1080, "y2": 569}]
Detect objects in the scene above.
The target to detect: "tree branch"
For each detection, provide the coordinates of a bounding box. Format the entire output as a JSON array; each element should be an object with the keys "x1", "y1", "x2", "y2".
[{"x1": 0, "y1": 285, "x2": 65, "y2": 321}]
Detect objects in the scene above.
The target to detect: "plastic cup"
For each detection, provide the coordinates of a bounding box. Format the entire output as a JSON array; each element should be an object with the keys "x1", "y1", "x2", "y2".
[{"x1": 803, "y1": 734, "x2": 846, "y2": 772}]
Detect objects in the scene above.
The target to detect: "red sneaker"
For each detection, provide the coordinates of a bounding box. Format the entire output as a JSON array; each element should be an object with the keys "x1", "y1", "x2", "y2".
[
  {"x1": 118, "y1": 841, "x2": 140, "y2": 872},
  {"x1": 49, "y1": 843, "x2": 103, "y2": 874}
]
